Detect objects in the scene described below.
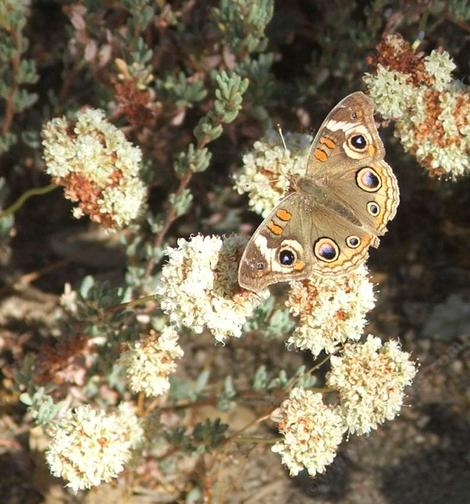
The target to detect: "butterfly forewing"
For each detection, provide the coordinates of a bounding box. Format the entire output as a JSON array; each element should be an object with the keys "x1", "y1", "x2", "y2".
[{"x1": 306, "y1": 92, "x2": 385, "y2": 179}]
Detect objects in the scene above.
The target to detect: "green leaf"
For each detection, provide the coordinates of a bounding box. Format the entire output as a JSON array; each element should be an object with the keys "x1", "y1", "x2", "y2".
[
  {"x1": 186, "y1": 487, "x2": 202, "y2": 504},
  {"x1": 217, "y1": 375, "x2": 236, "y2": 411},
  {"x1": 212, "y1": 0, "x2": 274, "y2": 56},
  {"x1": 79, "y1": 275, "x2": 95, "y2": 298},
  {"x1": 193, "y1": 116, "x2": 223, "y2": 144},
  {"x1": 174, "y1": 143, "x2": 212, "y2": 177},
  {"x1": 253, "y1": 365, "x2": 268, "y2": 390},
  {"x1": 195, "y1": 369, "x2": 211, "y2": 394},
  {"x1": 18, "y1": 59, "x2": 38, "y2": 85},
  {"x1": 19, "y1": 392, "x2": 33, "y2": 406},
  {"x1": 156, "y1": 72, "x2": 207, "y2": 108},
  {"x1": 14, "y1": 89, "x2": 38, "y2": 112},
  {"x1": 169, "y1": 189, "x2": 193, "y2": 217},
  {"x1": 0, "y1": 132, "x2": 17, "y2": 154}
]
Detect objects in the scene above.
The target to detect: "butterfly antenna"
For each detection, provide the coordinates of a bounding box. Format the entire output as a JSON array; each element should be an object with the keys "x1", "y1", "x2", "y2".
[{"x1": 276, "y1": 123, "x2": 288, "y2": 154}]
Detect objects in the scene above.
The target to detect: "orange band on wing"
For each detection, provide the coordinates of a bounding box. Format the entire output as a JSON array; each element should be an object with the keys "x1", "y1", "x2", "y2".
[
  {"x1": 276, "y1": 208, "x2": 292, "y2": 221},
  {"x1": 267, "y1": 221, "x2": 283, "y2": 235},
  {"x1": 320, "y1": 137, "x2": 336, "y2": 149},
  {"x1": 313, "y1": 148, "x2": 328, "y2": 162}
]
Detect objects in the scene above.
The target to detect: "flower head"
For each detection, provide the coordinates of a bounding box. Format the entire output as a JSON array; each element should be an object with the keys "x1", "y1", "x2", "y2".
[
  {"x1": 326, "y1": 335, "x2": 417, "y2": 435},
  {"x1": 156, "y1": 234, "x2": 268, "y2": 342},
  {"x1": 45, "y1": 403, "x2": 144, "y2": 492},
  {"x1": 363, "y1": 65, "x2": 415, "y2": 119},
  {"x1": 364, "y1": 33, "x2": 470, "y2": 177},
  {"x1": 286, "y1": 265, "x2": 375, "y2": 357},
  {"x1": 271, "y1": 388, "x2": 346, "y2": 477},
  {"x1": 424, "y1": 50, "x2": 456, "y2": 92},
  {"x1": 42, "y1": 108, "x2": 147, "y2": 227},
  {"x1": 234, "y1": 130, "x2": 312, "y2": 217},
  {"x1": 117, "y1": 328, "x2": 183, "y2": 397}
]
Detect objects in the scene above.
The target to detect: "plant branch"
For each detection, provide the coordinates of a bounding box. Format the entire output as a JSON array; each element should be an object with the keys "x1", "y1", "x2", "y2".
[
  {"x1": 286, "y1": 353, "x2": 331, "y2": 392},
  {"x1": 143, "y1": 126, "x2": 217, "y2": 278},
  {"x1": 0, "y1": 184, "x2": 59, "y2": 220},
  {"x1": 100, "y1": 294, "x2": 157, "y2": 318},
  {"x1": 233, "y1": 435, "x2": 279, "y2": 445}
]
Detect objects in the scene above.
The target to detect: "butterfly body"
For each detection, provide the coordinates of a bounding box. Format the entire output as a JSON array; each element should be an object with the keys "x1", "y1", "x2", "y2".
[{"x1": 238, "y1": 92, "x2": 399, "y2": 293}]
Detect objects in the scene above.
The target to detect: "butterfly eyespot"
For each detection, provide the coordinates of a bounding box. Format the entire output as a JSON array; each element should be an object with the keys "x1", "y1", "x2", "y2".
[
  {"x1": 349, "y1": 134, "x2": 367, "y2": 151},
  {"x1": 351, "y1": 111, "x2": 358, "y2": 120},
  {"x1": 279, "y1": 249, "x2": 296, "y2": 266},
  {"x1": 346, "y1": 235, "x2": 361, "y2": 248},
  {"x1": 314, "y1": 238, "x2": 339, "y2": 262},
  {"x1": 356, "y1": 167, "x2": 382, "y2": 192},
  {"x1": 256, "y1": 262, "x2": 265, "y2": 270},
  {"x1": 367, "y1": 201, "x2": 380, "y2": 216}
]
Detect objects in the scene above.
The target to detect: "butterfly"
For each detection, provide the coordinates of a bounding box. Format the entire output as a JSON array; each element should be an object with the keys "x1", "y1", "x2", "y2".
[{"x1": 238, "y1": 92, "x2": 399, "y2": 293}]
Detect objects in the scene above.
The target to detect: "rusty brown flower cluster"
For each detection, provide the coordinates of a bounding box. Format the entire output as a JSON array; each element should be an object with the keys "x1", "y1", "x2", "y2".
[{"x1": 365, "y1": 33, "x2": 470, "y2": 177}]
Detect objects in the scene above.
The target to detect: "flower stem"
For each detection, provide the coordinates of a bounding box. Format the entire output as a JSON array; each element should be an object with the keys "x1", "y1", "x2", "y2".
[
  {"x1": 286, "y1": 353, "x2": 331, "y2": 392},
  {"x1": 233, "y1": 436, "x2": 280, "y2": 445},
  {"x1": 144, "y1": 171, "x2": 193, "y2": 277},
  {"x1": 0, "y1": 184, "x2": 59, "y2": 220},
  {"x1": 101, "y1": 294, "x2": 157, "y2": 317}
]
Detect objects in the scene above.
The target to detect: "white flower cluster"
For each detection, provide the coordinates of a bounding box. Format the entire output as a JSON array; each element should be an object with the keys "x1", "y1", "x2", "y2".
[
  {"x1": 272, "y1": 337, "x2": 417, "y2": 475},
  {"x1": 326, "y1": 335, "x2": 417, "y2": 435},
  {"x1": 117, "y1": 328, "x2": 183, "y2": 397},
  {"x1": 364, "y1": 33, "x2": 470, "y2": 177},
  {"x1": 271, "y1": 388, "x2": 345, "y2": 477},
  {"x1": 286, "y1": 265, "x2": 375, "y2": 357},
  {"x1": 233, "y1": 130, "x2": 312, "y2": 217},
  {"x1": 156, "y1": 234, "x2": 268, "y2": 342},
  {"x1": 42, "y1": 108, "x2": 147, "y2": 228},
  {"x1": 46, "y1": 402, "x2": 144, "y2": 492}
]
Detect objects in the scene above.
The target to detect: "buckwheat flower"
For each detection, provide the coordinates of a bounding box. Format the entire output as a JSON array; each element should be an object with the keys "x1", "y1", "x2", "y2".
[
  {"x1": 364, "y1": 33, "x2": 470, "y2": 177},
  {"x1": 45, "y1": 403, "x2": 144, "y2": 492},
  {"x1": 271, "y1": 388, "x2": 346, "y2": 477},
  {"x1": 234, "y1": 130, "x2": 312, "y2": 217},
  {"x1": 326, "y1": 335, "x2": 417, "y2": 435},
  {"x1": 156, "y1": 234, "x2": 268, "y2": 342},
  {"x1": 363, "y1": 65, "x2": 415, "y2": 119},
  {"x1": 424, "y1": 50, "x2": 456, "y2": 91},
  {"x1": 41, "y1": 108, "x2": 147, "y2": 228},
  {"x1": 117, "y1": 328, "x2": 183, "y2": 397},
  {"x1": 286, "y1": 265, "x2": 375, "y2": 357}
]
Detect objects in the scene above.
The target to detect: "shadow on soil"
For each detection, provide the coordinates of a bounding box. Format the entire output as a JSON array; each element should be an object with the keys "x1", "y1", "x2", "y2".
[{"x1": 382, "y1": 404, "x2": 470, "y2": 504}]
